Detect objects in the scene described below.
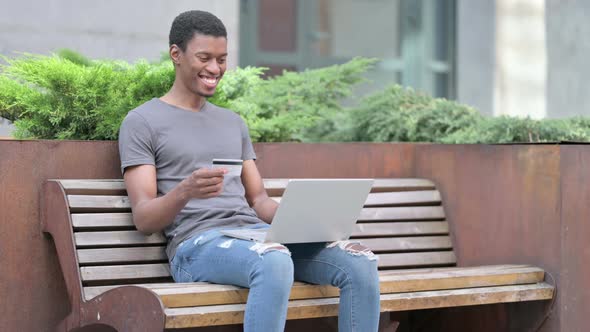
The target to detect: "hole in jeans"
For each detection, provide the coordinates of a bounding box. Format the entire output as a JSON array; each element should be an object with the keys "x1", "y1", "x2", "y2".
[
  {"x1": 326, "y1": 240, "x2": 378, "y2": 261},
  {"x1": 249, "y1": 242, "x2": 291, "y2": 257}
]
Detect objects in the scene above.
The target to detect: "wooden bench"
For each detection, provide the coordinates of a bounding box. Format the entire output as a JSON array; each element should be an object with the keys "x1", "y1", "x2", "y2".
[{"x1": 42, "y1": 178, "x2": 554, "y2": 331}]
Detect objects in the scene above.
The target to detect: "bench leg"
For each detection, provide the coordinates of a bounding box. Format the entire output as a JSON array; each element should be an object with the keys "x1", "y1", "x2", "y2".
[
  {"x1": 379, "y1": 312, "x2": 400, "y2": 332},
  {"x1": 75, "y1": 286, "x2": 166, "y2": 332},
  {"x1": 57, "y1": 311, "x2": 79, "y2": 332}
]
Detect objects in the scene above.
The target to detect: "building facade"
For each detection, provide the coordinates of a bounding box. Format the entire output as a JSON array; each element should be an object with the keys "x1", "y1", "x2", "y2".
[{"x1": 1, "y1": 0, "x2": 589, "y2": 137}]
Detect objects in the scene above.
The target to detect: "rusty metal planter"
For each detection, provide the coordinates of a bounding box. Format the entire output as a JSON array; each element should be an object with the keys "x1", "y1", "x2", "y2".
[{"x1": 1, "y1": 140, "x2": 588, "y2": 331}]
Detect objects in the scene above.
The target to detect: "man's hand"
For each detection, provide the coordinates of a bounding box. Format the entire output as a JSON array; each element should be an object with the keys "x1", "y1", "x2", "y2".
[
  {"x1": 179, "y1": 168, "x2": 227, "y2": 200},
  {"x1": 124, "y1": 165, "x2": 227, "y2": 234}
]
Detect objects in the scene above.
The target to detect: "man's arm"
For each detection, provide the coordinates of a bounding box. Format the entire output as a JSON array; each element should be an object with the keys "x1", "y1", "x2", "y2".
[
  {"x1": 124, "y1": 164, "x2": 226, "y2": 234},
  {"x1": 242, "y1": 159, "x2": 278, "y2": 223}
]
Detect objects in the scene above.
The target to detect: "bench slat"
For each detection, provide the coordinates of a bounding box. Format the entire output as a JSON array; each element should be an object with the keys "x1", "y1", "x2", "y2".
[
  {"x1": 72, "y1": 213, "x2": 134, "y2": 229},
  {"x1": 75, "y1": 231, "x2": 166, "y2": 247},
  {"x1": 79, "y1": 250, "x2": 456, "y2": 282},
  {"x1": 163, "y1": 282, "x2": 554, "y2": 328},
  {"x1": 68, "y1": 195, "x2": 131, "y2": 212},
  {"x1": 380, "y1": 282, "x2": 554, "y2": 311},
  {"x1": 364, "y1": 190, "x2": 441, "y2": 207},
  {"x1": 57, "y1": 178, "x2": 436, "y2": 195},
  {"x1": 68, "y1": 202, "x2": 445, "y2": 223},
  {"x1": 72, "y1": 223, "x2": 449, "y2": 249},
  {"x1": 378, "y1": 251, "x2": 456, "y2": 268},
  {"x1": 70, "y1": 207, "x2": 446, "y2": 234},
  {"x1": 77, "y1": 246, "x2": 167, "y2": 264},
  {"x1": 83, "y1": 265, "x2": 546, "y2": 303},
  {"x1": 68, "y1": 195, "x2": 445, "y2": 221},
  {"x1": 351, "y1": 222, "x2": 449, "y2": 237},
  {"x1": 272, "y1": 190, "x2": 441, "y2": 207},
  {"x1": 358, "y1": 206, "x2": 445, "y2": 221},
  {"x1": 80, "y1": 263, "x2": 171, "y2": 282},
  {"x1": 57, "y1": 180, "x2": 127, "y2": 195},
  {"x1": 75, "y1": 236, "x2": 452, "y2": 265},
  {"x1": 74, "y1": 221, "x2": 449, "y2": 250},
  {"x1": 263, "y1": 178, "x2": 435, "y2": 194},
  {"x1": 359, "y1": 236, "x2": 452, "y2": 252}
]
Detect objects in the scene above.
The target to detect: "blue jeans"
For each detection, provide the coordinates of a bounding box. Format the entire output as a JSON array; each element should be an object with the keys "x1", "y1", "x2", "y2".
[{"x1": 170, "y1": 225, "x2": 380, "y2": 332}]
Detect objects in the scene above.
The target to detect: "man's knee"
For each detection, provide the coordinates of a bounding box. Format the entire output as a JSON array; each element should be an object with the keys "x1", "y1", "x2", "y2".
[
  {"x1": 249, "y1": 242, "x2": 294, "y2": 286},
  {"x1": 327, "y1": 240, "x2": 380, "y2": 290}
]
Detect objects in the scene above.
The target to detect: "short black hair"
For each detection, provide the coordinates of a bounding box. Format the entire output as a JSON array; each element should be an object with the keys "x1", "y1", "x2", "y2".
[{"x1": 169, "y1": 10, "x2": 227, "y2": 51}]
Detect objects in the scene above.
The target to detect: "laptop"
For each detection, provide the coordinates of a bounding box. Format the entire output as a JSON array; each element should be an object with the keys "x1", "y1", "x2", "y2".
[{"x1": 220, "y1": 179, "x2": 374, "y2": 243}]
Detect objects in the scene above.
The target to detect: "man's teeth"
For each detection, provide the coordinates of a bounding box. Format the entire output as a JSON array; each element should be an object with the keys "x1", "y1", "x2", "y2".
[{"x1": 202, "y1": 77, "x2": 217, "y2": 84}]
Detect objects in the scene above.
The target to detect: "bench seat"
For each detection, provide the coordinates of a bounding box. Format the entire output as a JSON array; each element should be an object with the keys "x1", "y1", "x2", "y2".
[
  {"x1": 42, "y1": 178, "x2": 554, "y2": 331},
  {"x1": 82, "y1": 265, "x2": 552, "y2": 328}
]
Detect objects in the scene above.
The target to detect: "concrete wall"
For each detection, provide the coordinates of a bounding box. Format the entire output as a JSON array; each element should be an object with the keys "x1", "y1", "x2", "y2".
[
  {"x1": 545, "y1": 0, "x2": 590, "y2": 118},
  {"x1": 0, "y1": 0, "x2": 241, "y2": 137},
  {"x1": 457, "y1": 0, "x2": 590, "y2": 119},
  {"x1": 0, "y1": 118, "x2": 13, "y2": 137},
  {"x1": 2, "y1": 0, "x2": 589, "y2": 122},
  {"x1": 0, "y1": 0, "x2": 240, "y2": 68},
  {"x1": 495, "y1": 0, "x2": 547, "y2": 119},
  {"x1": 456, "y1": 0, "x2": 496, "y2": 117}
]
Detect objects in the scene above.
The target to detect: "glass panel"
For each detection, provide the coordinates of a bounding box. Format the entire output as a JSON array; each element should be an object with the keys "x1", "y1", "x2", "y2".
[
  {"x1": 435, "y1": 73, "x2": 449, "y2": 98},
  {"x1": 258, "y1": 0, "x2": 297, "y2": 52},
  {"x1": 309, "y1": 0, "x2": 402, "y2": 59},
  {"x1": 304, "y1": 0, "x2": 404, "y2": 97},
  {"x1": 399, "y1": 0, "x2": 422, "y2": 89},
  {"x1": 434, "y1": 0, "x2": 451, "y2": 62},
  {"x1": 240, "y1": 0, "x2": 455, "y2": 98}
]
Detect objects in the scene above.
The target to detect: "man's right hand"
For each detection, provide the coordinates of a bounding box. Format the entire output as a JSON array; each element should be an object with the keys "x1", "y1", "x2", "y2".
[
  {"x1": 180, "y1": 168, "x2": 227, "y2": 199},
  {"x1": 124, "y1": 165, "x2": 227, "y2": 234}
]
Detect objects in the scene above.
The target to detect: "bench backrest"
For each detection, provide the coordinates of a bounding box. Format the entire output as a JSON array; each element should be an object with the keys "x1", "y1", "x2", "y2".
[{"x1": 48, "y1": 178, "x2": 455, "y2": 300}]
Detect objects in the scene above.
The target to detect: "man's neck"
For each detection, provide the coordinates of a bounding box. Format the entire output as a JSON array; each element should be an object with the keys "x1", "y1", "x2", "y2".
[{"x1": 160, "y1": 83, "x2": 207, "y2": 112}]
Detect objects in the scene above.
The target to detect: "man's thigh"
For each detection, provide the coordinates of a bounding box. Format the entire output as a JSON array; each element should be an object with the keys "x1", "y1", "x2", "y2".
[
  {"x1": 170, "y1": 229, "x2": 291, "y2": 287},
  {"x1": 287, "y1": 241, "x2": 378, "y2": 285}
]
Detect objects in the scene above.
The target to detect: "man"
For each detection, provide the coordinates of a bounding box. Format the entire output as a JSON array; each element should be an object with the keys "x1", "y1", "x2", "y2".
[{"x1": 118, "y1": 10, "x2": 379, "y2": 332}]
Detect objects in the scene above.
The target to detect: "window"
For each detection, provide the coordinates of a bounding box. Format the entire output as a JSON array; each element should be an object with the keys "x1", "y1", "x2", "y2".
[{"x1": 240, "y1": 0, "x2": 456, "y2": 98}]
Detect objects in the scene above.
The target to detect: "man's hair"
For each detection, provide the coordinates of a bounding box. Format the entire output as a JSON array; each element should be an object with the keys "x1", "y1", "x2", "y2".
[{"x1": 169, "y1": 10, "x2": 227, "y2": 51}]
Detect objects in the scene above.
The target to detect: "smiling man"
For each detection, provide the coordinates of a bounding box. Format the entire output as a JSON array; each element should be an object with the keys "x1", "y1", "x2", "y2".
[{"x1": 118, "y1": 10, "x2": 380, "y2": 332}]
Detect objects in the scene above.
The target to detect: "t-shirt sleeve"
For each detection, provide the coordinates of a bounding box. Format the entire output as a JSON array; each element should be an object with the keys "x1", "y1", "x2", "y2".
[
  {"x1": 239, "y1": 118, "x2": 257, "y2": 161},
  {"x1": 118, "y1": 112, "x2": 156, "y2": 175}
]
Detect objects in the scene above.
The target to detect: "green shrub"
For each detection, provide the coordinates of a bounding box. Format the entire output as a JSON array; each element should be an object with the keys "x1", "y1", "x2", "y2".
[
  {"x1": 0, "y1": 52, "x2": 175, "y2": 139},
  {"x1": 340, "y1": 85, "x2": 481, "y2": 143},
  {"x1": 444, "y1": 116, "x2": 590, "y2": 143},
  {"x1": 0, "y1": 51, "x2": 374, "y2": 141},
  {"x1": 2, "y1": 50, "x2": 589, "y2": 143},
  {"x1": 217, "y1": 57, "x2": 377, "y2": 142},
  {"x1": 321, "y1": 84, "x2": 590, "y2": 144},
  {"x1": 55, "y1": 48, "x2": 95, "y2": 67}
]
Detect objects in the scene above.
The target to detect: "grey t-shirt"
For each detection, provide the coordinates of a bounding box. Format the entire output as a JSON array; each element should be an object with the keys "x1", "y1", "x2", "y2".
[{"x1": 118, "y1": 98, "x2": 264, "y2": 259}]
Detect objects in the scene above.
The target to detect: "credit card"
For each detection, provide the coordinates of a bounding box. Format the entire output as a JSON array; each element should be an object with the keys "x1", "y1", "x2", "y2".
[{"x1": 212, "y1": 159, "x2": 243, "y2": 177}]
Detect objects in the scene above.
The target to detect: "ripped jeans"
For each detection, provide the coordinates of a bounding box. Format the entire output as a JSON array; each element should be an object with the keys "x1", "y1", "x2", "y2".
[{"x1": 170, "y1": 224, "x2": 380, "y2": 332}]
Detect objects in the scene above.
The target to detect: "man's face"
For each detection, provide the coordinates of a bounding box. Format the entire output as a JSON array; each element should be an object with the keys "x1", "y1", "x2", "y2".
[{"x1": 173, "y1": 33, "x2": 228, "y2": 97}]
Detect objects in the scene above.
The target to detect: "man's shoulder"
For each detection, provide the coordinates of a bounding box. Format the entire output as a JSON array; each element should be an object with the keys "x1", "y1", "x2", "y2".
[
  {"x1": 128, "y1": 98, "x2": 160, "y2": 117},
  {"x1": 206, "y1": 102, "x2": 244, "y2": 122},
  {"x1": 123, "y1": 99, "x2": 170, "y2": 127}
]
